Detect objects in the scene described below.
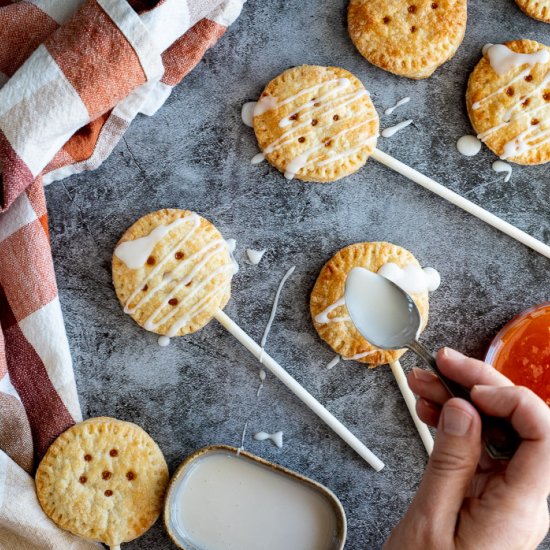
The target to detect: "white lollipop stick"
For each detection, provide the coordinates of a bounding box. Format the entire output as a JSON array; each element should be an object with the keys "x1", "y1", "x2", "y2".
[
  {"x1": 214, "y1": 309, "x2": 385, "y2": 471},
  {"x1": 371, "y1": 148, "x2": 550, "y2": 259},
  {"x1": 389, "y1": 360, "x2": 433, "y2": 455}
]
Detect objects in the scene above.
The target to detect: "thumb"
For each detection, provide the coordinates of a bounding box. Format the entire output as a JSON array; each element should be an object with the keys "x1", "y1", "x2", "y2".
[{"x1": 414, "y1": 398, "x2": 482, "y2": 532}]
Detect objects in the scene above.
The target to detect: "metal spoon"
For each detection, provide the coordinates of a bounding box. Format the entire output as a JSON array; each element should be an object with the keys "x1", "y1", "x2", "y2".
[{"x1": 344, "y1": 267, "x2": 521, "y2": 461}]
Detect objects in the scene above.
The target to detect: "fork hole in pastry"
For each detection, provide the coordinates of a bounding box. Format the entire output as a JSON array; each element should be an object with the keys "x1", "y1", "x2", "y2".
[
  {"x1": 84, "y1": 454, "x2": 92, "y2": 462},
  {"x1": 522, "y1": 98, "x2": 530, "y2": 107},
  {"x1": 175, "y1": 251, "x2": 184, "y2": 260},
  {"x1": 79, "y1": 475, "x2": 87, "y2": 484},
  {"x1": 168, "y1": 298, "x2": 179, "y2": 306},
  {"x1": 298, "y1": 137, "x2": 306, "y2": 143},
  {"x1": 142, "y1": 284, "x2": 148, "y2": 291},
  {"x1": 104, "y1": 490, "x2": 113, "y2": 497},
  {"x1": 127, "y1": 471, "x2": 136, "y2": 481},
  {"x1": 408, "y1": 4, "x2": 417, "y2": 12},
  {"x1": 431, "y1": 2, "x2": 438, "y2": 7},
  {"x1": 109, "y1": 449, "x2": 118, "y2": 457},
  {"x1": 506, "y1": 87, "x2": 514, "y2": 96},
  {"x1": 410, "y1": 25, "x2": 417, "y2": 33},
  {"x1": 102, "y1": 471, "x2": 112, "y2": 480},
  {"x1": 383, "y1": 15, "x2": 391, "y2": 23},
  {"x1": 532, "y1": 118, "x2": 540, "y2": 125},
  {"x1": 311, "y1": 119, "x2": 318, "y2": 126},
  {"x1": 544, "y1": 92, "x2": 550, "y2": 101},
  {"x1": 525, "y1": 74, "x2": 533, "y2": 82},
  {"x1": 333, "y1": 114, "x2": 339, "y2": 121},
  {"x1": 147, "y1": 256, "x2": 155, "y2": 266}
]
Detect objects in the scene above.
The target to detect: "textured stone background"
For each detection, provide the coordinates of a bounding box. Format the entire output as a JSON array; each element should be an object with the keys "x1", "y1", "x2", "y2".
[{"x1": 45, "y1": 1, "x2": 550, "y2": 548}]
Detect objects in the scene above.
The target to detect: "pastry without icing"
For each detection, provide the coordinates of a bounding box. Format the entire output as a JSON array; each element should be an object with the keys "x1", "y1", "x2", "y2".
[
  {"x1": 112, "y1": 209, "x2": 236, "y2": 337},
  {"x1": 35, "y1": 417, "x2": 168, "y2": 549},
  {"x1": 467, "y1": 40, "x2": 550, "y2": 165},
  {"x1": 310, "y1": 242, "x2": 429, "y2": 367},
  {"x1": 252, "y1": 65, "x2": 379, "y2": 183},
  {"x1": 515, "y1": 0, "x2": 550, "y2": 23},
  {"x1": 347, "y1": 0, "x2": 467, "y2": 79}
]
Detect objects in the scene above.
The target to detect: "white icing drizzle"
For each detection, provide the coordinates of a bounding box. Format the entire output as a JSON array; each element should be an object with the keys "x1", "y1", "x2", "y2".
[
  {"x1": 385, "y1": 97, "x2": 410, "y2": 115},
  {"x1": 246, "y1": 248, "x2": 266, "y2": 265},
  {"x1": 241, "y1": 102, "x2": 256, "y2": 127},
  {"x1": 314, "y1": 296, "x2": 348, "y2": 324},
  {"x1": 250, "y1": 78, "x2": 376, "y2": 175},
  {"x1": 381, "y1": 119, "x2": 413, "y2": 138},
  {"x1": 260, "y1": 266, "x2": 296, "y2": 352},
  {"x1": 343, "y1": 350, "x2": 379, "y2": 361},
  {"x1": 114, "y1": 218, "x2": 186, "y2": 270},
  {"x1": 237, "y1": 421, "x2": 248, "y2": 456},
  {"x1": 473, "y1": 45, "x2": 550, "y2": 161},
  {"x1": 115, "y1": 212, "x2": 237, "y2": 337},
  {"x1": 254, "y1": 431, "x2": 284, "y2": 449},
  {"x1": 492, "y1": 160, "x2": 512, "y2": 182},
  {"x1": 158, "y1": 335, "x2": 170, "y2": 347},
  {"x1": 325, "y1": 355, "x2": 341, "y2": 370},
  {"x1": 485, "y1": 44, "x2": 550, "y2": 76},
  {"x1": 259, "y1": 369, "x2": 266, "y2": 381},
  {"x1": 456, "y1": 135, "x2": 482, "y2": 157},
  {"x1": 377, "y1": 263, "x2": 441, "y2": 294}
]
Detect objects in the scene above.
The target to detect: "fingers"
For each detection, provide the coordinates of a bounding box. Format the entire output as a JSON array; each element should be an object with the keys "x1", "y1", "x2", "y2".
[
  {"x1": 416, "y1": 397, "x2": 441, "y2": 427},
  {"x1": 412, "y1": 398, "x2": 482, "y2": 532},
  {"x1": 435, "y1": 348, "x2": 513, "y2": 389},
  {"x1": 408, "y1": 368, "x2": 450, "y2": 405},
  {"x1": 472, "y1": 385, "x2": 550, "y2": 496}
]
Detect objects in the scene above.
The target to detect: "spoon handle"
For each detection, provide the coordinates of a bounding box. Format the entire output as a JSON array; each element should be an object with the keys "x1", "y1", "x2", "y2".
[{"x1": 406, "y1": 340, "x2": 521, "y2": 461}]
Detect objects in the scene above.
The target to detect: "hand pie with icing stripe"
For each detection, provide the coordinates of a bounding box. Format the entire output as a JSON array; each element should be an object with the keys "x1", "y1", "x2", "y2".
[
  {"x1": 112, "y1": 209, "x2": 236, "y2": 337},
  {"x1": 310, "y1": 242, "x2": 429, "y2": 367},
  {"x1": 35, "y1": 417, "x2": 168, "y2": 549},
  {"x1": 252, "y1": 65, "x2": 379, "y2": 183},
  {"x1": 348, "y1": 0, "x2": 467, "y2": 79},
  {"x1": 515, "y1": 0, "x2": 550, "y2": 23},
  {"x1": 466, "y1": 40, "x2": 550, "y2": 165}
]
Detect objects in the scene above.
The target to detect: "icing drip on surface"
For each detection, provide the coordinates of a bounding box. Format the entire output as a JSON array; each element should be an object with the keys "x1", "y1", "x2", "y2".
[
  {"x1": 492, "y1": 160, "x2": 512, "y2": 182},
  {"x1": 473, "y1": 44, "x2": 550, "y2": 161},
  {"x1": 314, "y1": 296, "x2": 348, "y2": 324},
  {"x1": 325, "y1": 355, "x2": 341, "y2": 370},
  {"x1": 246, "y1": 248, "x2": 266, "y2": 265},
  {"x1": 115, "y1": 218, "x2": 186, "y2": 269},
  {"x1": 377, "y1": 263, "x2": 441, "y2": 294},
  {"x1": 485, "y1": 44, "x2": 550, "y2": 76},
  {"x1": 385, "y1": 97, "x2": 410, "y2": 115},
  {"x1": 237, "y1": 421, "x2": 248, "y2": 456},
  {"x1": 260, "y1": 266, "x2": 296, "y2": 352},
  {"x1": 241, "y1": 102, "x2": 256, "y2": 127},
  {"x1": 116, "y1": 212, "x2": 237, "y2": 337},
  {"x1": 254, "y1": 431, "x2": 284, "y2": 448},
  {"x1": 381, "y1": 119, "x2": 413, "y2": 138},
  {"x1": 456, "y1": 135, "x2": 481, "y2": 156},
  {"x1": 158, "y1": 336, "x2": 170, "y2": 347}
]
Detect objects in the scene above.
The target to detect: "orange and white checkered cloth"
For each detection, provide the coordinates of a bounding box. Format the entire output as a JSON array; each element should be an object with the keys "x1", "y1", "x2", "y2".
[{"x1": 0, "y1": 0, "x2": 244, "y2": 546}]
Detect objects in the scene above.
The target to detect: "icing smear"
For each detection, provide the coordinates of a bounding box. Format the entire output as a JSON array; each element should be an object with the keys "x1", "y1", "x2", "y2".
[
  {"x1": 456, "y1": 135, "x2": 482, "y2": 157},
  {"x1": 254, "y1": 431, "x2": 284, "y2": 448},
  {"x1": 484, "y1": 44, "x2": 550, "y2": 76}
]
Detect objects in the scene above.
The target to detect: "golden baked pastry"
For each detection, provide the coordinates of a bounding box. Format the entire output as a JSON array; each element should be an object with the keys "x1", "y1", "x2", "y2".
[
  {"x1": 35, "y1": 417, "x2": 168, "y2": 549},
  {"x1": 515, "y1": 0, "x2": 550, "y2": 23},
  {"x1": 348, "y1": 0, "x2": 467, "y2": 79},
  {"x1": 112, "y1": 209, "x2": 236, "y2": 337},
  {"x1": 466, "y1": 40, "x2": 550, "y2": 165},
  {"x1": 310, "y1": 242, "x2": 429, "y2": 367},
  {"x1": 252, "y1": 65, "x2": 379, "y2": 183}
]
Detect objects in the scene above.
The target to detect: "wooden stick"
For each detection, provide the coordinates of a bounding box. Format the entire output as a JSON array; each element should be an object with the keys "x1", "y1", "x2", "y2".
[
  {"x1": 215, "y1": 309, "x2": 385, "y2": 471},
  {"x1": 372, "y1": 148, "x2": 550, "y2": 259},
  {"x1": 389, "y1": 361, "x2": 433, "y2": 455}
]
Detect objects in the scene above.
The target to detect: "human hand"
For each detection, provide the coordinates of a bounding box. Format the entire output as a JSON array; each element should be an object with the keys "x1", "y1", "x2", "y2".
[{"x1": 384, "y1": 347, "x2": 550, "y2": 550}]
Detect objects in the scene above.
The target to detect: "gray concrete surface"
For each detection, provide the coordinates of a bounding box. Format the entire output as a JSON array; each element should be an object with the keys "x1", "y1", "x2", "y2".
[{"x1": 45, "y1": 1, "x2": 550, "y2": 548}]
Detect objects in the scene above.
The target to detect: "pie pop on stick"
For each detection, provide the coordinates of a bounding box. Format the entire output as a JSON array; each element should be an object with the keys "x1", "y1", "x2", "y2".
[
  {"x1": 248, "y1": 65, "x2": 550, "y2": 259},
  {"x1": 310, "y1": 242, "x2": 438, "y2": 454},
  {"x1": 112, "y1": 209, "x2": 384, "y2": 471}
]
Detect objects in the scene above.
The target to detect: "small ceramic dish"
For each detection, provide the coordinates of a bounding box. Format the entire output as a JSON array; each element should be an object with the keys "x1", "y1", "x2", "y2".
[{"x1": 164, "y1": 445, "x2": 347, "y2": 550}]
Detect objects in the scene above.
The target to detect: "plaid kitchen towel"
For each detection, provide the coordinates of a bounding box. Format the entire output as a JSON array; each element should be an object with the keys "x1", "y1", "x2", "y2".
[{"x1": 0, "y1": 0, "x2": 244, "y2": 546}]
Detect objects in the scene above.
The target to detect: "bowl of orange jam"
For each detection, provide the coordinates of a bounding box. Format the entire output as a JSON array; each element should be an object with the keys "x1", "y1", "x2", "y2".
[{"x1": 485, "y1": 303, "x2": 550, "y2": 406}]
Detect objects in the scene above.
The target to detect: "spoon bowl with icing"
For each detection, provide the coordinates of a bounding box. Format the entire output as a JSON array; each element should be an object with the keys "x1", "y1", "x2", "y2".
[{"x1": 344, "y1": 267, "x2": 521, "y2": 461}]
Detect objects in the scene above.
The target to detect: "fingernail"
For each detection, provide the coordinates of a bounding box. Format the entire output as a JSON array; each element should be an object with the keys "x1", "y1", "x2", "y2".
[
  {"x1": 412, "y1": 367, "x2": 437, "y2": 382},
  {"x1": 443, "y1": 406, "x2": 473, "y2": 436},
  {"x1": 472, "y1": 385, "x2": 496, "y2": 395},
  {"x1": 442, "y1": 347, "x2": 465, "y2": 361}
]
